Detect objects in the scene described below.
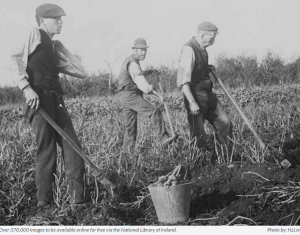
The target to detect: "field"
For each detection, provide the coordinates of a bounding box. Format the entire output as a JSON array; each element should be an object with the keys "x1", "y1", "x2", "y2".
[{"x1": 1, "y1": 83, "x2": 300, "y2": 226}]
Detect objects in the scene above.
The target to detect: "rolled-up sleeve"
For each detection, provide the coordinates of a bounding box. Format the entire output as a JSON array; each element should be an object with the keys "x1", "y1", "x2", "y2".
[
  {"x1": 128, "y1": 62, "x2": 153, "y2": 94},
  {"x1": 132, "y1": 75, "x2": 153, "y2": 93},
  {"x1": 176, "y1": 46, "x2": 195, "y2": 88}
]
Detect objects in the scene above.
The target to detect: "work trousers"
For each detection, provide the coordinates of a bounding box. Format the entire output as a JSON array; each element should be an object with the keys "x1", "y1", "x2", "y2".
[
  {"x1": 184, "y1": 89, "x2": 232, "y2": 151},
  {"x1": 23, "y1": 87, "x2": 88, "y2": 203},
  {"x1": 119, "y1": 89, "x2": 168, "y2": 151}
]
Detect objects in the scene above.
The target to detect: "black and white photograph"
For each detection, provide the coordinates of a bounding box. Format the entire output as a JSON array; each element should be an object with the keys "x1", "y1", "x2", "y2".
[{"x1": 0, "y1": 0, "x2": 300, "y2": 232}]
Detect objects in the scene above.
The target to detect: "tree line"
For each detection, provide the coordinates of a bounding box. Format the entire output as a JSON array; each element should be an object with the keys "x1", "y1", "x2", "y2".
[{"x1": 1, "y1": 52, "x2": 300, "y2": 105}]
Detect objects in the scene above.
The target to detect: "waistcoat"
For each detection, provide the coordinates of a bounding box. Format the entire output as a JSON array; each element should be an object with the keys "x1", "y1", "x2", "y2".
[
  {"x1": 118, "y1": 54, "x2": 140, "y2": 90},
  {"x1": 26, "y1": 29, "x2": 62, "y2": 93},
  {"x1": 184, "y1": 37, "x2": 212, "y2": 91}
]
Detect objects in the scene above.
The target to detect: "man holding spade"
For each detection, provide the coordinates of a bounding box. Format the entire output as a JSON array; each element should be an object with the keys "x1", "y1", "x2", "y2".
[
  {"x1": 177, "y1": 22, "x2": 233, "y2": 153},
  {"x1": 11, "y1": 3, "x2": 90, "y2": 208},
  {"x1": 118, "y1": 38, "x2": 172, "y2": 154}
]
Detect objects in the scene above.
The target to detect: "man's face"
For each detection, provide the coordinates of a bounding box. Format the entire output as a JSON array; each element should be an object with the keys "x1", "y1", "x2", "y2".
[
  {"x1": 134, "y1": 48, "x2": 147, "y2": 61},
  {"x1": 41, "y1": 17, "x2": 63, "y2": 35},
  {"x1": 202, "y1": 32, "x2": 217, "y2": 47}
]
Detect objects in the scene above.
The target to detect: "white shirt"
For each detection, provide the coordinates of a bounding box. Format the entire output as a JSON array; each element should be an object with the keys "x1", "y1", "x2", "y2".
[
  {"x1": 176, "y1": 46, "x2": 196, "y2": 88},
  {"x1": 11, "y1": 27, "x2": 89, "y2": 90},
  {"x1": 128, "y1": 62, "x2": 153, "y2": 94}
]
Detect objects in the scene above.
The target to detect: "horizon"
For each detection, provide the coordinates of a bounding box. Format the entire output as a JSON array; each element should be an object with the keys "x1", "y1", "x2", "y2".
[{"x1": 1, "y1": 0, "x2": 300, "y2": 87}]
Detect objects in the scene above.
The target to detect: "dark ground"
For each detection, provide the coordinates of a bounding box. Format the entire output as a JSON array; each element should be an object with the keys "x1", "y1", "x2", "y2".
[{"x1": 2, "y1": 147, "x2": 300, "y2": 226}]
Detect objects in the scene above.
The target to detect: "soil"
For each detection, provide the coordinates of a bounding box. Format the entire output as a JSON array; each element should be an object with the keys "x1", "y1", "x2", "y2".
[
  {"x1": 5, "y1": 144, "x2": 300, "y2": 226},
  {"x1": 189, "y1": 163, "x2": 300, "y2": 225}
]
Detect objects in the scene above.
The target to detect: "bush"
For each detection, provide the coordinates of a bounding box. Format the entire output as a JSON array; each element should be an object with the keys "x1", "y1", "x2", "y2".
[
  {"x1": 216, "y1": 52, "x2": 300, "y2": 88},
  {"x1": 157, "y1": 64, "x2": 178, "y2": 91},
  {"x1": 1, "y1": 52, "x2": 300, "y2": 105},
  {"x1": 0, "y1": 86, "x2": 23, "y2": 105},
  {"x1": 215, "y1": 54, "x2": 260, "y2": 88},
  {"x1": 258, "y1": 52, "x2": 285, "y2": 85},
  {"x1": 59, "y1": 73, "x2": 117, "y2": 98},
  {"x1": 0, "y1": 72, "x2": 117, "y2": 106},
  {"x1": 283, "y1": 57, "x2": 300, "y2": 84},
  {"x1": 144, "y1": 64, "x2": 178, "y2": 92}
]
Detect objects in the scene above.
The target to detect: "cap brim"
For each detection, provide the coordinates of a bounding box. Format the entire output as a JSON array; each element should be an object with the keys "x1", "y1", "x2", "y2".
[
  {"x1": 132, "y1": 46, "x2": 149, "y2": 49},
  {"x1": 43, "y1": 15, "x2": 66, "y2": 18}
]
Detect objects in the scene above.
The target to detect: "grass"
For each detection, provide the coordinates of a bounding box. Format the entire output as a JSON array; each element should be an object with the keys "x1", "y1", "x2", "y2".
[{"x1": 1, "y1": 83, "x2": 300, "y2": 225}]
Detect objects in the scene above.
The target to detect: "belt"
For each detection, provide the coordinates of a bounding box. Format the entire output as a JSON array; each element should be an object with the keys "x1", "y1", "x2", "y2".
[
  {"x1": 191, "y1": 79, "x2": 213, "y2": 92},
  {"x1": 29, "y1": 75, "x2": 62, "y2": 94}
]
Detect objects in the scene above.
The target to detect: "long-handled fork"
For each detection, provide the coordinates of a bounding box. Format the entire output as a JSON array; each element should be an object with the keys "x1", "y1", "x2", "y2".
[
  {"x1": 210, "y1": 70, "x2": 266, "y2": 150},
  {"x1": 157, "y1": 77, "x2": 178, "y2": 145}
]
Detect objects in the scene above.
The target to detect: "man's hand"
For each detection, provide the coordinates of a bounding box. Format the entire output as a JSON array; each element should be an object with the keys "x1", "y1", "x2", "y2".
[
  {"x1": 53, "y1": 40, "x2": 63, "y2": 48},
  {"x1": 23, "y1": 86, "x2": 39, "y2": 110},
  {"x1": 158, "y1": 93, "x2": 164, "y2": 103},
  {"x1": 152, "y1": 69, "x2": 161, "y2": 76},
  {"x1": 143, "y1": 69, "x2": 161, "y2": 77},
  {"x1": 151, "y1": 89, "x2": 164, "y2": 103},
  {"x1": 189, "y1": 101, "x2": 200, "y2": 115},
  {"x1": 208, "y1": 64, "x2": 216, "y2": 73},
  {"x1": 181, "y1": 84, "x2": 200, "y2": 115},
  {"x1": 53, "y1": 40, "x2": 68, "y2": 54}
]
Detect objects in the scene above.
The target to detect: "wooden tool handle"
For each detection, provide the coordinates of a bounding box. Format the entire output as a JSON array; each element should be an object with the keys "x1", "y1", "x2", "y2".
[
  {"x1": 158, "y1": 81, "x2": 175, "y2": 136},
  {"x1": 38, "y1": 108, "x2": 117, "y2": 190},
  {"x1": 211, "y1": 70, "x2": 266, "y2": 150}
]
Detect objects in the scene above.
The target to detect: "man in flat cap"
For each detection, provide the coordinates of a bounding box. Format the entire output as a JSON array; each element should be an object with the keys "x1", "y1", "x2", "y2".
[
  {"x1": 177, "y1": 21, "x2": 232, "y2": 155},
  {"x1": 11, "y1": 3, "x2": 90, "y2": 208},
  {"x1": 118, "y1": 38, "x2": 171, "y2": 154}
]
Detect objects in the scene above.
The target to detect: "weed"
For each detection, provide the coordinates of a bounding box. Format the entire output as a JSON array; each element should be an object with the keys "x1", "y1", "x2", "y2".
[{"x1": 1, "y1": 84, "x2": 300, "y2": 225}]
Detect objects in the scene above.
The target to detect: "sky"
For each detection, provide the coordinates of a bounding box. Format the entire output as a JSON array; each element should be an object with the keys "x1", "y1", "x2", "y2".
[{"x1": 1, "y1": 0, "x2": 300, "y2": 87}]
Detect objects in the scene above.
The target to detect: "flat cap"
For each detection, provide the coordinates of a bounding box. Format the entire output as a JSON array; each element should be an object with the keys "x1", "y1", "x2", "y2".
[
  {"x1": 36, "y1": 3, "x2": 66, "y2": 18},
  {"x1": 132, "y1": 38, "x2": 149, "y2": 49},
  {"x1": 198, "y1": 21, "x2": 218, "y2": 32}
]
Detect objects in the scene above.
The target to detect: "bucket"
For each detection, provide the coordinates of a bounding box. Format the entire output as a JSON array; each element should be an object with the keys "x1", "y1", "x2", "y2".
[{"x1": 148, "y1": 182, "x2": 194, "y2": 224}]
